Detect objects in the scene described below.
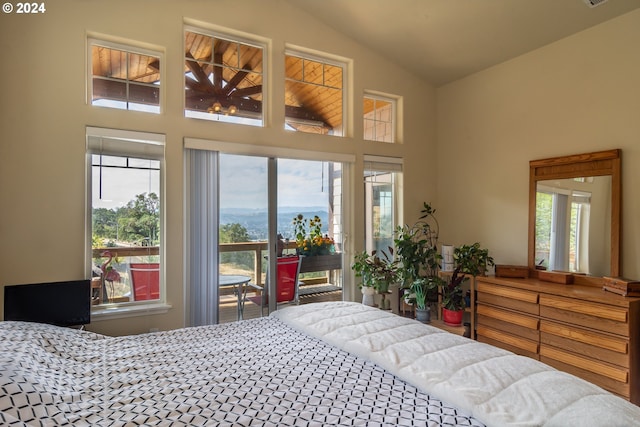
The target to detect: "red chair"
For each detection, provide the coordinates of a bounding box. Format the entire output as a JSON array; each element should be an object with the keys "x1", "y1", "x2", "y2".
[
  {"x1": 130, "y1": 263, "x2": 160, "y2": 301},
  {"x1": 247, "y1": 255, "x2": 301, "y2": 315}
]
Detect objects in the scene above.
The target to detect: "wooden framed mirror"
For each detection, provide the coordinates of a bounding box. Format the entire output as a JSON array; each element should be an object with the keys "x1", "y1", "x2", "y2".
[{"x1": 528, "y1": 149, "x2": 621, "y2": 278}]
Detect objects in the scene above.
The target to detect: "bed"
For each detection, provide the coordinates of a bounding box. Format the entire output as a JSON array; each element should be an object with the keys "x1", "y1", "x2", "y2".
[{"x1": 1, "y1": 301, "x2": 639, "y2": 426}]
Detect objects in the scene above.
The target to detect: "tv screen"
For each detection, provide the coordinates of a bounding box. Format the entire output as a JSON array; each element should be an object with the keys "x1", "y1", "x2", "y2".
[{"x1": 4, "y1": 279, "x2": 91, "y2": 327}]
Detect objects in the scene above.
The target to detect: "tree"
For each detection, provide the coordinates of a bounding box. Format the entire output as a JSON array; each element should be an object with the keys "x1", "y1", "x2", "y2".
[
  {"x1": 219, "y1": 222, "x2": 252, "y2": 269},
  {"x1": 220, "y1": 223, "x2": 250, "y2": 243},
  {"x1": 118, "y1": 193, "x2": 160, "y2": 245}
]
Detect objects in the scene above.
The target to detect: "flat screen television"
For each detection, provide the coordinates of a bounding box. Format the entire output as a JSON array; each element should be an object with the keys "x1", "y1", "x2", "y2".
[{"x1": 4, "y1": 279, "x2": 91, "y2": 327}]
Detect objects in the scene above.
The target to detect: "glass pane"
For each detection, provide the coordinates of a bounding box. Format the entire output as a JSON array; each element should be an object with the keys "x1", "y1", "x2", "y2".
[
  {"x1": 303, "y1": 59, "x2": 323, "y2": 84},
  {"x1": 365, "y1": 170, "x2": 399, "y2": 257},
  {"x1": 324, "y1": 64, "x2": 342, "y2": 89},
  {"x1": 285, "y1": 56, "x2": 303, "y2": 80},
  {"x1": 279, "y1": 159, "x2": 343, "y2": 301},
  {"x1": 91, "y1": 155, "x2": 161, "y2": 305},
  {"x1": 218, "y1": 154, "x2": 268, "y2": 323},
  {"x1": 185, "y1": 31, "x2": 263, "y2": 127}
]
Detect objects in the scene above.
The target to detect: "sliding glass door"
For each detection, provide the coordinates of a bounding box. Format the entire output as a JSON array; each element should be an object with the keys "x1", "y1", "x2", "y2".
[{"x1": 213, "y1": 154, "x2": 343, "y2": 322}]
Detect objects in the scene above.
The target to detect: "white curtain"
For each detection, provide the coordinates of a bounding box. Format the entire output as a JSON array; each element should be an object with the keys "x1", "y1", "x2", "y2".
[{"x1": 186, "y1": 149, "x2": 219, "y2": 326}]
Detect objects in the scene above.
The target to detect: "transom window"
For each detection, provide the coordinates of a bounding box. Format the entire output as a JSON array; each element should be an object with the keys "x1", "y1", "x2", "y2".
[
  {"x1": 184, "y1": 29, "x2": 264, "y2": 127},
  {"x1": 89, "y1": 39, "x2": 161, "y2": 113},
  {"x1": 364, "y1": 93, "x2": 396, "y2": 143},
  {"x1": 285, "y1": 52, "x2": 345, "y2": 136}
]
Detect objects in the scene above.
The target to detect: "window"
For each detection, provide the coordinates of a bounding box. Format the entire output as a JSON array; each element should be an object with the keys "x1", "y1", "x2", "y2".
[
  {"x1": 89, "y1": 39, "x2": 161, "y2": 113},
  {"x1": 364, "y1": 94, "x2": 396, "y2": 143},
  {"x1": 184, "y1": 29, "x2": 264, "y2": 127},
  {"x1": 285, "y1": 52, "x2": 345, "y2": 136},
  {"x1": 364, "y1": 156, "x2": 403, "y2": 257},
  {"x1": 87, "y1": 127, "x2": 164, "y2": 309}
]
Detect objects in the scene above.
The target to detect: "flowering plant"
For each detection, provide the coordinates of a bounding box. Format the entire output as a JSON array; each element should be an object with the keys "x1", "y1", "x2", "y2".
[{"x1": 292, "y1": 214, "x2": 335, "y2": 256}]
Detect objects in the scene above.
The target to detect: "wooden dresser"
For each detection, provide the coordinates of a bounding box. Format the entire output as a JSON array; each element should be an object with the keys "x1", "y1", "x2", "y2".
[{"x1": 476, "y1": 275, "x2": 640, "y2": 404}]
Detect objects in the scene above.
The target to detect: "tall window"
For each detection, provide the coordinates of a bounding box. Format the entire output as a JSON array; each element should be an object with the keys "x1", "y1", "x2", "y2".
[
  {"x1": 87, "y1": 127, "x2": 164, "y2": 308},
  {"x1": 364, "y1": 156, "x2": 403, "y2": 257},
  {"x1": 364, "y1": 93, "x2": 396, "y2": 143},
  {"x1": 284, "y1": 51, "x2": 345, "y2": 136},
  {"x1": 89, "y1": 39, "x2": 161, "y2": 113},
  {"x1": 184, "y1": 28, "x2": 264, "y2": 127}
]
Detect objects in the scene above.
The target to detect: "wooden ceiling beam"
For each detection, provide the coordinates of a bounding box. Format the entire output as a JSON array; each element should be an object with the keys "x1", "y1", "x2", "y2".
[
  {"x1": 224, "y1": 65, "x2": 251, "y2": 97},
  {"x1": 185, "y1": 53, "x2": 215, "y2": 93},
  {"x1": 230, "y1": 85, "x2": 263, "y2": 97}
]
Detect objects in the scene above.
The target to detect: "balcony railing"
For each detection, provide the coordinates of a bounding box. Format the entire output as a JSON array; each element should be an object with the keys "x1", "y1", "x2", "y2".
[{"x1": 92, "y1": 242, "x2": 342, "y2": 303}]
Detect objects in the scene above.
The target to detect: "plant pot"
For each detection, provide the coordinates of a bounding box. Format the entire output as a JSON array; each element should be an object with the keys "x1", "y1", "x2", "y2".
[
  {"x1": 415, "y1": 307, "x2": 431, "y2": 323},
  {"x1": 361, "y1": 287, "x2": 375, "y2": 306},
  {"x1": 442, "y1": 308, "x2": 464, "y2": 326}
]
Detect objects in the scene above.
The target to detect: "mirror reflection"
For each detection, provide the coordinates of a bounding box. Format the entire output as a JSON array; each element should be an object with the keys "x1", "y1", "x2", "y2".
[{"x1": 535, "y1": 176, "x2": 611, "y2": 277}]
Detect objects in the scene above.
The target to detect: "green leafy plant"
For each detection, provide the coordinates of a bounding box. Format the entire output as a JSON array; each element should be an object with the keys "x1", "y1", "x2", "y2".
[
  {"x1": 395, "y1": 202, "x2": 443, "y2": 306},
  {"x1": 440, "y1": 268, "x2": 467, "y2": 311},
  {"x1": 410, "y1": 277, "x2": 440, "y2": 310},
  {"x1": 352, "y1": 247, "x2": 399, "y2": 294},
  {"x1": 454, "y1": 242, "x2": 495, "y2": 277}
]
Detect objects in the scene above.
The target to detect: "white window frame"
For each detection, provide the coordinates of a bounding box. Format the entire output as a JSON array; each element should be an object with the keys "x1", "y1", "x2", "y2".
[
  {"x1": 363, "y1": 92, "x2": 397, "y2": 143},
  {"x1": 183, "y1": 24, "x2": 268, "y2": 127},
  {"x1": 86, "y1": 126, "x2": 169, "y2": 320},
  {"x1": 87, "y1": 37, "x2": 164, "y2": 114},
  {"x1": 363, "y1": 155, "x2": 403, "y2": 255},
  {"x1": 284, "y1": 46, "x2": 349, "y2": 137}
]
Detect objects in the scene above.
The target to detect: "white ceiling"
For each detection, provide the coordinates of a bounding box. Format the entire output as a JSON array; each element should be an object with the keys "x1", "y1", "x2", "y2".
[{"x1": 288, "y1": 0, "x2": 639, "y2": 86}]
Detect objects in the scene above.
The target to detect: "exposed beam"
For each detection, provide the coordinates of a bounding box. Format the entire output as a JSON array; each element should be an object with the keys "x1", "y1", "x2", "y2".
[
  {"x1": 224, "y1": 65, "x2": 251, "y2": 97},
  {"x1": 93, "y1": 78, "x2": 330, "y2": 129},
  {"x1": 185, "y1": 52, "x2": 215, "y2": 93},
  {"x1": 230, "y1": 85, "x2": 263, "y2": 97}
]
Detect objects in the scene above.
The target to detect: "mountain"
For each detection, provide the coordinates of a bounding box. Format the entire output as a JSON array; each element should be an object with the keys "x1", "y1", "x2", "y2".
[{"x1": 220, "y1": 207, "x2": 329, "y2": 241}]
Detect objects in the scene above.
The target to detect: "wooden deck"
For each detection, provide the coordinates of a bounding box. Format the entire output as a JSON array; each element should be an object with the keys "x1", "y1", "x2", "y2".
[{"x1": 219, "y1": 285, "x2": 342, "y2": 324}]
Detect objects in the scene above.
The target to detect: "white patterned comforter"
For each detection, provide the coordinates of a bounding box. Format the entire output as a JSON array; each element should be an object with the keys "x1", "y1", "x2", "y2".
[
  {"x1": 272, "y1": 302, "x2": 640, "y2": 427},
  {"x1": 1, "y1": 307, "x2": 482, "y2": 427}
]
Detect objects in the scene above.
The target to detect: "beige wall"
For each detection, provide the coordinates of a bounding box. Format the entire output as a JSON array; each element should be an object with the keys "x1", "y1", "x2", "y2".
[
  {"x1": 436, "y1": 10, "x2": 640, "y2": 279},
  {"x1": 0, "y1": 0, "x2": 436, "y2": 335}
]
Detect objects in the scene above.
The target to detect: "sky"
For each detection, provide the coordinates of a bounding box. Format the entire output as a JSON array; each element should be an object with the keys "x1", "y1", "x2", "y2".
[
  {"x1": 93, "y1": 153, "x2": 337, "y2": 212},
  {"x1": 219, "y1": 154, "x2": 335, "y2": 210}
]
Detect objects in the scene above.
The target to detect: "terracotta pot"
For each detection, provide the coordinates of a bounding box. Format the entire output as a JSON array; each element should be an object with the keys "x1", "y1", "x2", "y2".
[{"x1": 442, "y1": 308, "x2": 464, "y2": 326}]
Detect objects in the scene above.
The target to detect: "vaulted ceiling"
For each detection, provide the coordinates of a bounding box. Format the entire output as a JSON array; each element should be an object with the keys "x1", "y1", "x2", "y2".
[{"x1": 288, "y1": 0, "x2": 639, "y2": 86}]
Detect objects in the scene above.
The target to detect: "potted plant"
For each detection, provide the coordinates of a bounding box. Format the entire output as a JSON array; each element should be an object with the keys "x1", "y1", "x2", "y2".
[
  {"x1": 440, "y1": 242, "x2": 494, "y2": 326},
  {"x1": 454, "y1": 242, "x2": 495, "y2": 277},
  {"x1": 395, "y1": 202, "x2": 443, "y2": 319},
  {"x1": 440, "y1": 267, "x2": 467, "y2": 326},
  {"x1": 409, "y1": 277, "x2": 440, "y2": 323},
  {"x1": 352, "y1": 247, "x2": 399, "y2": 308}
]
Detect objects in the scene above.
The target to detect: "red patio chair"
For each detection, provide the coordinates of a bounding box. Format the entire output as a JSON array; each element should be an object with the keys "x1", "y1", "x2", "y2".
[
  {"x1": 130, "y1": 263, "x2": 160, "y2": 301},
  {"x1": 247, "y1": 255, "x2": 301, "y2": 316}
]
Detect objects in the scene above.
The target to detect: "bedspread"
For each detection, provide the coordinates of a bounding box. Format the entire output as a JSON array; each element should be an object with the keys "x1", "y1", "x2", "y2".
[
  {"x1": 0, "y1": 311, "x2": 483, "y2": 426},
  {"x1": 273, "y1": 301, "x2": 640, "y2": 427}
]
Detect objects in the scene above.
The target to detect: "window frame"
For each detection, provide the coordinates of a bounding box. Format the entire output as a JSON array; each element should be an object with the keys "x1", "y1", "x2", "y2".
[
  {"x1": 284, "y1": 47, "x2": 348, "y2": 136},
  {"x1": 183, "y1": 25, "x2": 267, "y2": 127},
  {"x1": 363, "y1": 92, "x2": 397, "y2": 143},
  {"x1": 87, "y1": 37, "x2": 164, "y2": 114},
  {"x1": 85, "y1": 127, "x2": 169, "y2": 320},
  {"x1": 363, "y1": 155, "x2": 403, "y2": 256}
]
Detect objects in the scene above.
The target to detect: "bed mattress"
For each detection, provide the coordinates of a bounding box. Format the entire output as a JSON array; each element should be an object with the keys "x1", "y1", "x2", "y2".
[{"x1": 1, "y1": 307, "x2": 481, "y2": 426}]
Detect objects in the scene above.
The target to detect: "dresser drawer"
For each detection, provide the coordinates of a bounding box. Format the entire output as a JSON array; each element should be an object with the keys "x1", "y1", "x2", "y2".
[
  {"x1": 540, "y1": 320, "x2": 629, "y2": 368},
  {"x1": 477, "y1": 324, "x2": 539, "y2": 357},
  {"x1": 477, "y1": 304, "x2": 539, "y2": 341},
  {"x1": 477, "y1": 282, "x2": 539, "y2": 315},
  {"x1": 539, "y1": 294, "x2": 629, "y2": 336},
  {"x1": 540, "y1": 346, "x2": 630, "y2": 399}
]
